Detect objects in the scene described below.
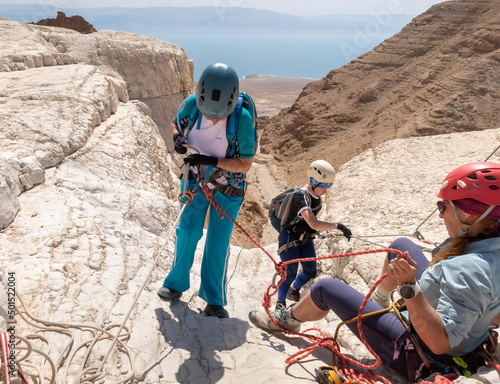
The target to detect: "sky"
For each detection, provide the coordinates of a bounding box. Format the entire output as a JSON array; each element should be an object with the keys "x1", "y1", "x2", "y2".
[{"x1": 0, "y1": 0, "x2": 446, "y2": 16}]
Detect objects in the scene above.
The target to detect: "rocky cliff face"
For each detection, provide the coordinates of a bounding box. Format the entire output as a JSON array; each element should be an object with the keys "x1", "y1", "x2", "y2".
[
  {"x1": 261, "y1": 0, "x2": 500, "y2": 186},
  {"x1": 0, "y1": 17, "x2": 193, "y2": 230}
]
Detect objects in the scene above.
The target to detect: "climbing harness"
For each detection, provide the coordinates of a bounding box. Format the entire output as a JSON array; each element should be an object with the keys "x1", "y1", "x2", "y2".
[{"x1": 206, "y1": 168, "x2": 246, "y2": 198}]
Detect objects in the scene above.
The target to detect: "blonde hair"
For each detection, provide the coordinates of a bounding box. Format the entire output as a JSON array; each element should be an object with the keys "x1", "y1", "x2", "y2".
[{"x1": 431, "y1": 217, "x2": 500, "y2": 266}]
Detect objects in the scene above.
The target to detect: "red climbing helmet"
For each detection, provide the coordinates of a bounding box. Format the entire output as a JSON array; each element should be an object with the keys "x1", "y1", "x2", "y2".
[{"x1": 437, "y1": 162, "x2": 500, "y2": 206}]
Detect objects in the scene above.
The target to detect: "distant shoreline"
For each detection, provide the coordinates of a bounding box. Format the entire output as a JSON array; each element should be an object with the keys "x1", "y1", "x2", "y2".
[{"x1": 242, "y1": 74, "x2": 318, "y2": 81}]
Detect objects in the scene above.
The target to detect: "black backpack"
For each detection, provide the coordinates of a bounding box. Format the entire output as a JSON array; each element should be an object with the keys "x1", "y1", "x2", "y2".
[{"x1": 268, "y1": 186, "x2": 308, "y2": 232}]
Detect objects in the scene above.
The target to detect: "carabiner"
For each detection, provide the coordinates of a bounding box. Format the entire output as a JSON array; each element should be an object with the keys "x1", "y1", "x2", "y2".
[
  {"x1": 413, "y1": 231, "x2": 425, "y2": 241},
  {"x1": 178, "y1": 192, "x2": 193, "y2": 205},
  {"x1": 271, "y1": 272, "x2": 280, "y2": 289}
]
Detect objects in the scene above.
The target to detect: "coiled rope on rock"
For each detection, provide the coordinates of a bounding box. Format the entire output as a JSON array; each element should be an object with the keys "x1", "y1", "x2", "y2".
[{"x1": 4, "y1": 202, "x2": 189, "y2": 384}]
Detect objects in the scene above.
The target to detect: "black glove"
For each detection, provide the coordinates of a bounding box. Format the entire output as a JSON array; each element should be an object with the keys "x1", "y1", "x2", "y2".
[
  {"x1": 173, "y1": 133, "x2": 187, "y2": 154},
  {"x1": 184, "y1": 154, "x2": 218, "y2": 167},
  {"x1": 336, "y1": 223, "x2": 352, "y2": 241}
]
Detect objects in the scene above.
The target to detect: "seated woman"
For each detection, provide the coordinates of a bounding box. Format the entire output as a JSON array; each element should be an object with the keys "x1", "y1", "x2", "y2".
[{"x1": 249, "y1": 162, "x2": 500, "y2": 380}]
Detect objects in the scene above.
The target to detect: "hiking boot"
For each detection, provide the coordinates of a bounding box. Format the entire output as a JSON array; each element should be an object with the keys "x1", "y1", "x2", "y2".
[
  {"x1": 275, "y1": 300, "x2": 286, "y2": 311},
  {"x1": 286, "y1": 287, "x2": 301, "y2": 302},
  {"x1": 248, "y1": 305, "x2": 302, "y2": 333},
  {"x1": 204, "y1": 304, "x2": 229, "y2": 319},
  {"x1": 157, "y1": 286, "x2": 182, "y2": 301}
]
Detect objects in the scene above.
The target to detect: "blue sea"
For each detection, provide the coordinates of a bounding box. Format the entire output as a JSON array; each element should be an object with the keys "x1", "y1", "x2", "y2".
[{"x1": 144, "y1": 32, "x2": 395, "y2": 80}]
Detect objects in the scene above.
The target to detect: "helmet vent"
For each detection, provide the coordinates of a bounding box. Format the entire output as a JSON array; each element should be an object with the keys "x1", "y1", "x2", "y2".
[
  {"x1": 211, "y1": 89, "x2": 221, "y2": 101},
  {"x1": 490, "y1": 185, "x2": 499, "y2": 191},
  {"x1": 199, "y1": 96, "x2": 204, "y2": 105},
  {"x1": 472, "y1": 183, "x2": 481, "y2": 189},
  {"x1": 467, "y1": 172, "x2": 478, "y2": 180},
  {"x1": 484, "y1": 175, "x2": 497, "y2": 181}
]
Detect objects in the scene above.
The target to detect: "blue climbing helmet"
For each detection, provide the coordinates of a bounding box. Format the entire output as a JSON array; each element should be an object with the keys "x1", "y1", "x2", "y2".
[{"x1": 196, "y1": 63, "x2": 239, "y2": 119}]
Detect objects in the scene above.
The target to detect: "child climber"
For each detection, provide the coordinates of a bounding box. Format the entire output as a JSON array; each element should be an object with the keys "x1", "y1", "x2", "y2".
[{"x1": 269, "y1": 160, "x2": 352, "y2": 309}]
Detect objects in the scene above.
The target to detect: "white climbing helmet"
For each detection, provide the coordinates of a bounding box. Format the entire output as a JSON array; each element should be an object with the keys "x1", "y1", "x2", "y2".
[{"x1": 307, "y1": 160, "x2": 336, "y2": 189}]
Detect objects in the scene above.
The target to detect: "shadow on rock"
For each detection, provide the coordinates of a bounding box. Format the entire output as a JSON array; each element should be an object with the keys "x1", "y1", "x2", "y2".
[{"x1": 152, "y1": 301, "x2": 250, "y2": 384}]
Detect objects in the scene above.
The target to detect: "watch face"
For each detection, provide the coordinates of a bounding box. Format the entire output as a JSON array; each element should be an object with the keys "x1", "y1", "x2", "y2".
[{"x1": 399, "y1": 285, "x2": 416, "y2": 299}]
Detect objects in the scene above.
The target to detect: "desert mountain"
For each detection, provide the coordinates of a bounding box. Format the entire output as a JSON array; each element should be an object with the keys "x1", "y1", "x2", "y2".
[{"x1": 261, "y1": 0, "x2": 500, "y2": 187}]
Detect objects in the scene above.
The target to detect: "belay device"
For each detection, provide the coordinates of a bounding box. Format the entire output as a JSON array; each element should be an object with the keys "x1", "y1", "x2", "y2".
[{"x1": 315, "y1": 366, "x2": 357, "y2": 384}]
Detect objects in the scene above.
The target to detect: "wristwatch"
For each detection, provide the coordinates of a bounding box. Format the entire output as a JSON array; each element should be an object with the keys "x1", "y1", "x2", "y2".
[{"x1": 397, "y1": 282, "x2": 421, "y2": 300}]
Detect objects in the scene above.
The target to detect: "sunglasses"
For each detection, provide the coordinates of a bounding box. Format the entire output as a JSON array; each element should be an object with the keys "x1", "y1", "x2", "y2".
[
  {"x1": 316, "y1": 182, "x2": 333, "y2": 189},
  {"x1": 437, "y1": 200, "x2": 446, "y2": 214}
]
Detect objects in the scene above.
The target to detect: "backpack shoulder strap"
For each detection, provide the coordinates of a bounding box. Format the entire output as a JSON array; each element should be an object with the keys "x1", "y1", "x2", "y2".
[
  {"x1": 241, "y1": 91, "x2": 259, "y2": 130},
  {"x1": 227, "y1": 94, "x2": 244, "y2": 137},
  {"x1": 186, "y1": 94, "x2": 199, "y2": 136},
  {"x1": 175, "y1": 94, "x2": 198, "y2": 138},
  {"x1": 225, "y1": 94, "x2": 244, "y2": 158}
]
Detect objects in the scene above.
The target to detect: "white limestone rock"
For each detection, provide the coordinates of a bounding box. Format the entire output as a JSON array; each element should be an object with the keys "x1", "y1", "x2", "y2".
[
  {"x1": 0, "y1": 267, "x2": 8, "y2": 332},
  {"x1": 0, "y1": 17, "x2": 77, "y2": 71},
  {"x1": 0, "y1": 157, "x2": 21, "y2": 229},
  {"x1": 0, "y1": 18, "x2": 193, "y2": 151}
]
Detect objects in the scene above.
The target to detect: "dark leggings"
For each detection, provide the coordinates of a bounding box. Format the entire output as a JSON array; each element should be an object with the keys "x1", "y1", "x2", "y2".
[
  {"x1": 309, "y1": 238, "x2": 430, "y2": 375},
  {"x1": 277, "y1": 229, "x2": 317, "y2": 302}
]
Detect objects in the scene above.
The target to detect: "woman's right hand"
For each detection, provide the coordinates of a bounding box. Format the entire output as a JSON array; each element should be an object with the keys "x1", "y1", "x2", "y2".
[{"x1": 389, "y1": 252, "x2": 418, "y2": 284}]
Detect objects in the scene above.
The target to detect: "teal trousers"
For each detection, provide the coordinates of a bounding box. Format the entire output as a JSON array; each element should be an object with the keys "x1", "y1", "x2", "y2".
[{"x1": 163, "y1": 179, "x2": 243, "y2": 306}]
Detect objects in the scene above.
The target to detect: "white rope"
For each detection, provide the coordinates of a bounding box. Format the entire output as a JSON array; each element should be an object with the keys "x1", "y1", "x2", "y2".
[
  {"x1": 228, "y1": 233, "x2": 245, "y2": 284},
  {"x1": 15, "y1": 292, "x2": 134, "y2": 384},
  {"x1": 10, "y1": 201, "x2": 188, "y2": 384},
  {"x1": 95, "y1": 202, "x2": 187, "y2": 378}
]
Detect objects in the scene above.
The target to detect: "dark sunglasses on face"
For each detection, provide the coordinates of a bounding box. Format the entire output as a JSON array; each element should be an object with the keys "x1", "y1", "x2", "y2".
[{"x1": 437, "y1": 200, "x2": 446, "y2": 214}]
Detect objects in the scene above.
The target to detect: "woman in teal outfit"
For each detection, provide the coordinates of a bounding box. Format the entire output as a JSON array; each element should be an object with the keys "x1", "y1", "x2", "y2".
[{"x1": 158, "y1": 63, "x2": 254, "y2": 318}]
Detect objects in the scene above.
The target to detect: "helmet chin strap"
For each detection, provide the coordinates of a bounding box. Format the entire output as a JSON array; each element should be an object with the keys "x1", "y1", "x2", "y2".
[
  {"x1": 309, "y1": 177, "x2": 318, "y2": 192},
  {"x1": 450, "y1": 201, "x2": 495, "y2": 237}
]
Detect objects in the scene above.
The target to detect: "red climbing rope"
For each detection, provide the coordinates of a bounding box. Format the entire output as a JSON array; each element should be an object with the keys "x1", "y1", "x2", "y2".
[
  {"x1": 200, "y1": 183, "x2": 500, "y2": 384},
  {"x1": 201, "y1": 183, "x2": 278, "y2": 263}
]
